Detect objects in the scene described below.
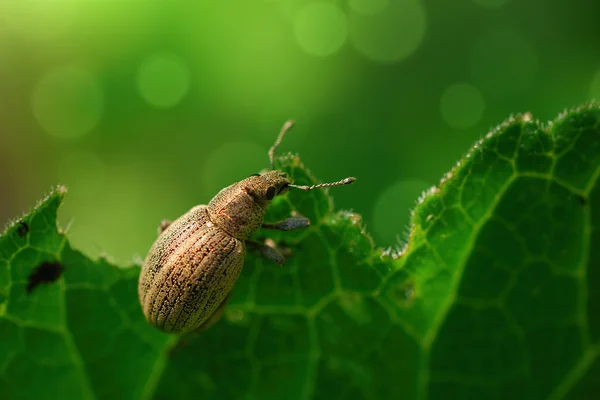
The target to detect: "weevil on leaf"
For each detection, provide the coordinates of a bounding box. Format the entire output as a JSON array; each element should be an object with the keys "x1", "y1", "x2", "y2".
[{"x1": 138, "y1": 121, "x2": 355, "y2": 333}]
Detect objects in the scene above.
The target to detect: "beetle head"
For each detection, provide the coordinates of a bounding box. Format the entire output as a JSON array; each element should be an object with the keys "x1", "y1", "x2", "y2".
[
  {"x1": 243, "y1": 170, "x2": 291, "y2": 205},
  {"x1": 206, "y1": 121, "x2": 355, "y2": 240},
  {"x1": 206, "y1": 171, "x2": 291, "y2": 239}
]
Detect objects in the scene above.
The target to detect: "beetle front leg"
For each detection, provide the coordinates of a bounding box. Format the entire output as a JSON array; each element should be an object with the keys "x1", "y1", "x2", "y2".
[
  {"x1": 246, "y1": 239, "x2": 286, "y2": 266},
  {"x1": 262, "y1": 216, "x2": 310, "y2": 231},
  {"x1": 158, "y1": 220, "x2": 172, "y2": 235}
]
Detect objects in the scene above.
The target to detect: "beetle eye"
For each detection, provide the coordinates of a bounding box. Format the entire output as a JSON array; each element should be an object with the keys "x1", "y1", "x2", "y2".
[{"x1": 265, "y1": 186, "x2": 277, "y2": 200}]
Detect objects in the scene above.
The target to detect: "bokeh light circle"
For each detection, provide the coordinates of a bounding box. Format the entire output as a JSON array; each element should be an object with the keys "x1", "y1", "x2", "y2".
[
  {"x1": 470, "y1": 27, "x2": 538, "y2": 96},
  {"x1": 349, "y1": 0, "x2": 426, "y2": 63},
  {"x1": 589, "y1": 69, "x2": 600, "y2": 100},
  {"x1": 32, "y1": 66, "x2": 103, "y2": 139},
  {"x1": 137, "y1": 53, "x2": 191, "y2": 108},
  {"x1": 472, "y1": 0, "x2": 510, "y2": 8},
  {"x1": 202, "y1": 142, "x2": 267, "y2": 196},
  {"x1": 440, "y1": 83, "x2": 485, "y2": 129},
  {"x1": 293, "y1": 2, "x2": 348, "y2": 57},
  {"x1": 373, "y1": 179, "x2": 432, "y2": 244},
  {"x1": 348, "y1": 0, "x2": 390, "y2": 15}
]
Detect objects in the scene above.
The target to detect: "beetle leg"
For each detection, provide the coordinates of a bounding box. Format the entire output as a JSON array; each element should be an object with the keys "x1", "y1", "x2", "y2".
[
  {"x1": 262, "y1": 216, "x2": 310, "y2": 231},
  {"x1": 158, "y1": 220, "x2": 172, "y2": 235},
  {"x1": 246, "y1": 239, "x2": 286, "y2": 266}
]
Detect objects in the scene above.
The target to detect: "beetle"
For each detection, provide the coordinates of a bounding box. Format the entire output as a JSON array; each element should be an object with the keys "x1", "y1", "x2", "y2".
[{"x1": 138, "y1": 121, "x2": 355, "y2": 333}]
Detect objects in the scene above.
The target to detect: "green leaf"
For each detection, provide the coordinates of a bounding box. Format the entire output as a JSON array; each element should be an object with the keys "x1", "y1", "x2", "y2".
[{"x1": 1, "y1": 103, "x2": 599, "y2": 400}]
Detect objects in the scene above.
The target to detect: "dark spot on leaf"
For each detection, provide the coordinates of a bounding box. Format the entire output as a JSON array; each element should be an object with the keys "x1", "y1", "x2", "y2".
[
  {"x1": 26, "y1": 261, "x2": 63, "y2": 294},
  {"x1": 17, "y1": 221, "x2": 29, "y2": 237},
  {"x1": 578, "y1": 195, "x2": 587, "y2": 206}
]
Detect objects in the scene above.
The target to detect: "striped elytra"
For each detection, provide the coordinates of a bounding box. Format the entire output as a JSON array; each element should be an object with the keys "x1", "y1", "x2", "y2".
[
  {"x1": 138, "y1": 121, "x2": 356, "y2": 334},
  {"x1": 138, "y1": 171, "x2": 289, "y2": 333},
  {"x1": 138, "y1": 205, "x2": 243, "y2": 333}
]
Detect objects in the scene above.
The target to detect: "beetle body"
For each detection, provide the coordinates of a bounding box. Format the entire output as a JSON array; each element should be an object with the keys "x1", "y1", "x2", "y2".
[
  {"x1": 138, "y1": 172, "x2": 290, "y2": 333},
  {"x1": 138, "y1": 121, "x2": 355, "y2": 334}
]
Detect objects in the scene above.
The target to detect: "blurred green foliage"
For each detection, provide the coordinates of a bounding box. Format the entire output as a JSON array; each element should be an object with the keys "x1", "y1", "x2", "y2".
[{"x1": 1, "y1": 0, "x2": 600, "y2": 264}]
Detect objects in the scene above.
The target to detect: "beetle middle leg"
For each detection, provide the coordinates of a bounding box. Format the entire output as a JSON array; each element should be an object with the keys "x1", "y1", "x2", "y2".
[
  {"x1": 246, "y1": 238, "x2": 287, "y2": 265},
  {"x1": 262, "y1": 216, "x2": 310, "y2": 231}
]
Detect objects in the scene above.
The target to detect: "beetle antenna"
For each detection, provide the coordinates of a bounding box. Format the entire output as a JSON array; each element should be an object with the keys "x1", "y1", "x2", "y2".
[
  {"x1": 289, "y1": 177, "x2": 356, "y2": 191},
  {"x1": 269, "y1": 120, "x2": 295, "y2": 170}
]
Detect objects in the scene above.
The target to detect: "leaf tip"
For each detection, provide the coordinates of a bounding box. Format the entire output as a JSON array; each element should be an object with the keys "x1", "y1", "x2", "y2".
[
  {"x1": 520, "y1": 112, "x2": 534, "y2": 123},
  {"x1": 38, "y1": 184, "x2": 68, "y2": 208},
  {"x1": 1, "y1": 185, "x2": 69, "y2": 238}
]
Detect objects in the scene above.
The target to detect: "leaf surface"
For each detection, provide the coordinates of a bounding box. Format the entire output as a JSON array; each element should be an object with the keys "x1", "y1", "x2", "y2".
[{"x1": 1, "y1": 104, "x2": 599, "y2": 400}]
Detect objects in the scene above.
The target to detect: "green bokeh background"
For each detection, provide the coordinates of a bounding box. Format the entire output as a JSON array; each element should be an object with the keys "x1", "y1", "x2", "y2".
[{"x1": 1, "y1": 0, "x2": 599, "y2": 263}]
